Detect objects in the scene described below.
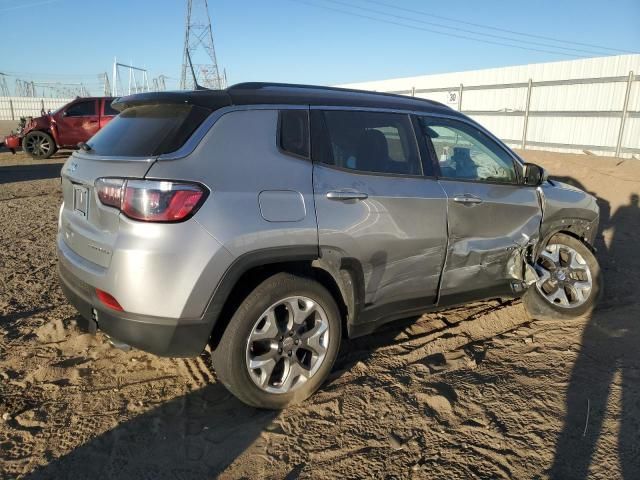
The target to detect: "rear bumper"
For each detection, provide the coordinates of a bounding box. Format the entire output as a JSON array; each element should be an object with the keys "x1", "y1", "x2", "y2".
[{"x1": 58, "y1": 261, "x2": 211, "y2": 357}]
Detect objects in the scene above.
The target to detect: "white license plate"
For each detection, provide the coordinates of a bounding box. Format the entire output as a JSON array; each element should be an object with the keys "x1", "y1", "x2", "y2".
[{"x1": 73, "y1": 185, "x2": 89, "y2": 217}]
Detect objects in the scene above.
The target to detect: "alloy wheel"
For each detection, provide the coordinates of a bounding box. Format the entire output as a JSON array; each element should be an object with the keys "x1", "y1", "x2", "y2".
[
  {"x1": 245, "y1": 296, "x2": 330, "y2": 394},
  {"x1": 534, "y1": 243, "x2": 593, "y2": 308},
  {"x1": 25, "y1": 133, "x2": 53, "y2": 157}
]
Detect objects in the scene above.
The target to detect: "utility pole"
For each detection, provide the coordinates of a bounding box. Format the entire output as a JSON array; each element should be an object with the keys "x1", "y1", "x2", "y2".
[{"x1": 180, "y1": 0, "x2": 225, "y2": 90}]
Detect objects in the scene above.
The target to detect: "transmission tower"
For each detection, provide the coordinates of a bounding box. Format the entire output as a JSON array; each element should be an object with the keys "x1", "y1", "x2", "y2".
[
  {"x1": 152, "y1": 74, "x2": 168, "y2": 91},
  {"x1": 112, "y1": 59, "x2": 150, "y2": 96},
  {"x1": 99, "y1": 72, "x2": 112, "y2": 96},
  {"x1": 15, "y1": 79, "x2": 36, "y2": 97},
  {"x1": 180, "y1": 0, "x2": 225, "y2": 90},
  {"x1": 0, "y1": 73, "x2": 10, "y2": 96}
]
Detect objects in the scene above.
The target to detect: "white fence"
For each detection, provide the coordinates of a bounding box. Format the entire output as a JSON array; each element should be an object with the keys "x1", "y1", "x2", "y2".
[
  {"x1": 338, "y1": 55, "x2": 640, "y2": 158},
  {"x1": 381, "y1": 73, "x2": 639, "y2": 158},
  {"x1": 0, "y1": 97, "x2": 73, "y2": 121}
]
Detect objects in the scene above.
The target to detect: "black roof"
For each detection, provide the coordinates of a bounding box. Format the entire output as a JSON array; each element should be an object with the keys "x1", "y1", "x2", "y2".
[{"x1": 112, "y1": 82, "x2": 457, "y2": 116}]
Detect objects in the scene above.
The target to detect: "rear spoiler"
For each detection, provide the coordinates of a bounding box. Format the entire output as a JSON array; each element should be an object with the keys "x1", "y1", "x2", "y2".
[{"x1": 111, "y1": 90, "x2": 232, "y2": 112}]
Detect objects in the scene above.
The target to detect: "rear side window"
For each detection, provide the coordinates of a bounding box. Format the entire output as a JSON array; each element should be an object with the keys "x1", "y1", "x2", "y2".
[
  {"x1": 279, "y1": 109, "x2": 309, "y2": 158},
  {"x1": 311, "y1": 110, "x2": 421, "y2": 175},
  {"x1": 103, "y1": 99, "x2": 119, "y2": 116},
  {"x1": 65, "y1": 100, "x2": 96, "y2": 117},
  {"x1": 87, "y1": 104, "x2": 211, "y2": 157}
]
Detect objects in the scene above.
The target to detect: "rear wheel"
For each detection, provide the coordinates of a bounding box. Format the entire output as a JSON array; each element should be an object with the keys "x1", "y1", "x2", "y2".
[
  {"x1": 524, "y1": 233, "x2": 602, "y2": 320},
  {"x1": 23, "y1": 131, "x2": 56, "y2": 159},
  {"x1": 212, "y1": 272, "x2": 342, "y2": 409}
]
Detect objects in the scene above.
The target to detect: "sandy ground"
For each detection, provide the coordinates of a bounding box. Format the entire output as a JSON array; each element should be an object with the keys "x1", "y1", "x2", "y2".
[{"x1": 0, "y1": 148, "x2": 639, "y2": 479}]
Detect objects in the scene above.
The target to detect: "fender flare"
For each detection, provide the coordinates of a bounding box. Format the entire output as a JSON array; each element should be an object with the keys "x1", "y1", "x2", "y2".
[
  {"x1": 204, "y1": 245, "x2": 367, "y2": 349},
  {"x1": 537, "y1": 217, "x2": 598, "y2": 258},
  {"x1": 203, "y1": 245, "x2": 319, "y2": 349}
]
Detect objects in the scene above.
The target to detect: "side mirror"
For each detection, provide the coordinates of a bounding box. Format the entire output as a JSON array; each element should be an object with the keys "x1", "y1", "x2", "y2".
[
  {"x1": 523, "y1": 162, "x2": 548, "y2": 186},
  {"x1": 62, "y1": 110, "x2": 69, "y2": 117}
]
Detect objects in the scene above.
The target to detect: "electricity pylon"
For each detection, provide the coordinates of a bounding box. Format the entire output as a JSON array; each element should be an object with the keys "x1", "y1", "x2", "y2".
[
  {"x1": 180, "y1": 0, "x2": 225, "y2": 90},
  {"x1": 152, "y1": 75, "x2": 168, "y2": 91},
  {"x1": 0, "y1": 73, "x2": 10, "y2": 96},
  {"x1": 99, "y1": 72, "x2": 112, "y2": 96}
]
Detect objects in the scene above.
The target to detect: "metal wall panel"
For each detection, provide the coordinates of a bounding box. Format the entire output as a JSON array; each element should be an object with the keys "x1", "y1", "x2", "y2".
[
  {"x1": 0, "y1": 97, "x2": 72, "y2": 121},
  {"x1": 338, "y1": 55, "x2": 640, "y2": 158}
]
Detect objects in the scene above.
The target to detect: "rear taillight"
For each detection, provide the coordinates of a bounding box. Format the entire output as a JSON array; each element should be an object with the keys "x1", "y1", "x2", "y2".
[
  {"x1": 95, "y1": 178, "x2": 124, "y2": 208},
  {"x1": 95, "y1": 178, "x2": 206, "y2": 222}
]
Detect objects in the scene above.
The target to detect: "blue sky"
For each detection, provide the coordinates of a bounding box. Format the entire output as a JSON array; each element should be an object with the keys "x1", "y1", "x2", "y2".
[{"x1": 0, "y1": 0, "x2": 638, "y2": 94}]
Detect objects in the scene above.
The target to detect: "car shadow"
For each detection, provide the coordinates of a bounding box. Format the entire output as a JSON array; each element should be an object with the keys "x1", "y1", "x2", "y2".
[
  {"x1": 549, "y1": 175, "x2": 640, "y2": 479},
  {"x1": 0, "y1": 162, "x2": 63, "y2": 184},
  {"x1": 26, "y1": 382, "x2": 279, "y2": 479}
]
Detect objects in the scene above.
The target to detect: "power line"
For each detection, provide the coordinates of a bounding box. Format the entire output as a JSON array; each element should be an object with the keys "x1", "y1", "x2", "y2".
[
  {"x1": 293, "y1": 0, "x2": 590, "y2": 58},
  {"x1": 323, "y1": 0, "x2": 619, "y2": 57},
  {"x1": 365, "y1": 0, "x2": 635, "y2": 55},
  {"x1": 0, "y1": 0, "x2": 62, "y2": 13},
  {"x1": 0, "y1": 70, "x2": 106, "y2": 79}
]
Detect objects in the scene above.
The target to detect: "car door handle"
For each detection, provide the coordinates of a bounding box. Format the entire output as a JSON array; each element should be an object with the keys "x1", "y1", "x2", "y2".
[
  {"x1": 452, "y1": 195, "x2": 483, "y2": 205},
  {"x1": 326, "y1": 190, "x2": 369, "y2": 201}
]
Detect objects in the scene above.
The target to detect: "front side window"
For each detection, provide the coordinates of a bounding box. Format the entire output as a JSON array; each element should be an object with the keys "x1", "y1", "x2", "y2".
[
  {"x1": 65, "y1": 100, "x2": 96, "y2": 117},
  {"x1": 312, "y1": 110, "x2": 421, "y2": 176},
  {"x1": 419, "y1": 117, "x2": 517, "y2": 183}
]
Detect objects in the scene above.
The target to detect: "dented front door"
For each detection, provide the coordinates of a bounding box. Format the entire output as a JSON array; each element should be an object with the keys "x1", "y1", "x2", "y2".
[
  {"x1": 437, "y1": 180, "x2": 541, "y2": 304},
  {"x1": 414, "y1": 114, "x2": 542, "y2": 305}
]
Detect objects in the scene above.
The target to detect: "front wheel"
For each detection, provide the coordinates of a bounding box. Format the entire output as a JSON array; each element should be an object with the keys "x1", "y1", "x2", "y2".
[
  {"x1": 212, "y1": 272, "x2": 342, "y2": 409},
  {"x1": 22, "y1": 131, "x2": 56, "y2": 159},
  {"x1": 523, "y1": 233, "x2": 602, "y2": 320}
]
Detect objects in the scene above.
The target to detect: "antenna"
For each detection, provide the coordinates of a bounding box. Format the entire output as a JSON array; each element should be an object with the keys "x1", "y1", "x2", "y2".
[
  {"x1": 180, "y1": 0, "x2": 226, "y2": 90},
  {"x1": 186, "y1": 49, "x2": 204, "y2": 90}
]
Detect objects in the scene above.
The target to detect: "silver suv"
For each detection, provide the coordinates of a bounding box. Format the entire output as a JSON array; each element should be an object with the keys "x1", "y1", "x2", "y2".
[{"x1": 57, "y1": 83, "x2": 601, "y2": 409}]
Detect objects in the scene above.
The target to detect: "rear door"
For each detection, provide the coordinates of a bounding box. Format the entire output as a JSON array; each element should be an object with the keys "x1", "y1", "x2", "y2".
[
  {"x1": 311, "y1": 109, "x2": 448, "y2": 328},
  {"x1": 416, "y1": 115, "x2": 542, "y2": 304},
  {"x1": 100, "y1": 97, "x2": 119, "y2": 129},
  {"x1": 56, "y1": 99, "x2": 100, "y2": 146}
]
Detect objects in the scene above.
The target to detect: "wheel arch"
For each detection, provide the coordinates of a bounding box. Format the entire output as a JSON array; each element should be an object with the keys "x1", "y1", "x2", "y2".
[
  {"x1": 206, "y1": 247, "x2": 362, "y2": 350},
  {"x1": 537, "y1": 219, "x2": 598, "y2": 258}
]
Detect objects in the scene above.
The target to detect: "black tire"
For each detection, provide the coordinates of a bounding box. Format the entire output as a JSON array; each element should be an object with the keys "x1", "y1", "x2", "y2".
[
  {"x1": 212, "y1": 272, "x2": 342, "y2": 409},
  {"x1": 22, "y1": 131, "x2": 56, "y2": 159},
  {"x1": 523, "y1": 233, "x2": 602, "y2": 320}
]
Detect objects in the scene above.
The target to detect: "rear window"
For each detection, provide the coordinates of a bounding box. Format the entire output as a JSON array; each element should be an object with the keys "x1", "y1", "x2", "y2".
[
  {"x1": 87, "y1": 104, "x2": 211, "y2": 157},
  {"x1": 279, "y1": 109, "x2": 309, "y2": 158}
]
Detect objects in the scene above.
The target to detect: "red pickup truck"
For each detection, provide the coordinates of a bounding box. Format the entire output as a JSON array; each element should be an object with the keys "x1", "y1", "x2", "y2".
[{"x1": 4, "y1": 97, "x2": 118, "y2": 159}]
